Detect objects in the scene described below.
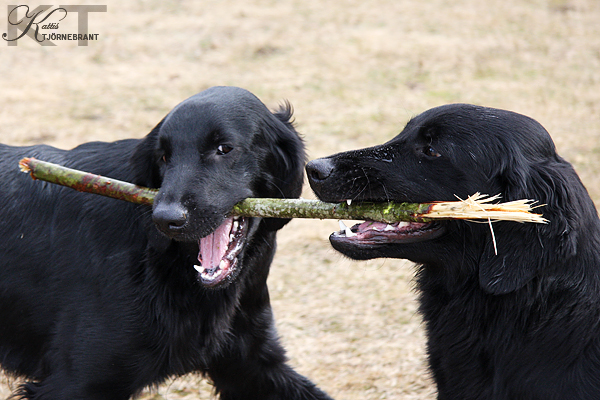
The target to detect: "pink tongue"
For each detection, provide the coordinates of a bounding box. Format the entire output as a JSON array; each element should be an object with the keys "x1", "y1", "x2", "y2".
[
  {"x1": 200, "y1": 218, "x2": 233, "y2": 269},
  {"x1": 358, "y1": 221, "x2": 388, "y2": 231}
]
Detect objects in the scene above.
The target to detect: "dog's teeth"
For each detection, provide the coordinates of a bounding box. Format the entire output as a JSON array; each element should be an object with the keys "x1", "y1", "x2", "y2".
[
  {"x1": 232, "y1": 220, "x2": 239, "y2": 231},
  {"x1": 339, "y1": 220, "x2": 357, "y2": 237},
  {"x1": 398, "y1": 222, "x2": 410, "y2": 228},
  {"x1": 212, "y1": 266, "x2": 223, "y2": 278},
  {"x1": 346, "y1": 199, "x2": 352, "y2": 206},
  {"x1": 345, "y1": 226, "x2": 357, "y2": 237},
  {"x1": 193, "y1": 264, "x2": 204, "y2": 274},
  {"x1": 384, "y1": 224, "x2": 396, "y2": 231},
  {"x1": 219, "y1": 259, "x2": 227, "y2": 270}
]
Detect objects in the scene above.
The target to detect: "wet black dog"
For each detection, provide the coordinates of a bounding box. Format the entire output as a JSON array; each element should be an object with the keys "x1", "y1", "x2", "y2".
[
  {"x1": 0, "y1": 86, "x2": 331, "y2": 400},
  {"x1": 307, "y1": 104, "x2": 600, "y2": 400}
]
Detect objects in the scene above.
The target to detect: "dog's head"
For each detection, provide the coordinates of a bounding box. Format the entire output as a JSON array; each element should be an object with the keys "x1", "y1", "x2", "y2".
[
  {"x1": 131, "y1": 86, "x2": 305, "y2": 288},
  {"x1": 307, "y1": 104, "x2": 594, "y2": 295}
]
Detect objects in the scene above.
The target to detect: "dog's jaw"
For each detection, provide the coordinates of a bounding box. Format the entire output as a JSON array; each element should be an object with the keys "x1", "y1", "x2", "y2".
[{"x1": 329, "y1": 219, "x2": 446, "y2": 260}]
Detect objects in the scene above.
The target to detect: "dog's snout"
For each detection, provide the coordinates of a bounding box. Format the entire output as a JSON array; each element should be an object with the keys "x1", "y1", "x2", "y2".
[
  {"x1": 152, "y1": 203, "x2": 188, "y2": 234},
  {"x1": 306, "y1": 158, "x2": 334, "y2": 185}
]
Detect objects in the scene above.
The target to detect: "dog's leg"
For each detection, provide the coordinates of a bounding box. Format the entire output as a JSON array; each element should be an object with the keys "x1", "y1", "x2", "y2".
[
  {"x1": 15, "y1": 375, "x2": 132, "y2": 400},
  {"x1": 207, "y1": 304, "x2": 332, "y2": 400}
]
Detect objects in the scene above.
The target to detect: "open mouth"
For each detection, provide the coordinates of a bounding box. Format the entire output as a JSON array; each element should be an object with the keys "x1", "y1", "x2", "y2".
[
  {"x1": 194, "y1": 216, "x2": 248, "y2": 288},
  {"x1": 331, "y1": 217, "x2": 444, "y2": 248}
]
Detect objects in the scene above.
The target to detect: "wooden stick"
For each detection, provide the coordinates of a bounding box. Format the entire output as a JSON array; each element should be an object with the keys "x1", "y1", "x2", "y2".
[
  {"x1": 19, "y1": 157, "x2": 547, "y2": 224},
  {"x1": 19, "y1": 157, "x2": 158, "y2": 206}
]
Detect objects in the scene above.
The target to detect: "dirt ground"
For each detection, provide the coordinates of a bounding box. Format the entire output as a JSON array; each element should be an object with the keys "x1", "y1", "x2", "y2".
[{"x1": 1, "y1": 0, "x2": 600, "y2": 398}]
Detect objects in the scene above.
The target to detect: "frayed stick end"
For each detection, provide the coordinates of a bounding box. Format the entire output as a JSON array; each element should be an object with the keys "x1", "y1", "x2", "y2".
[{"x1": 426, "y1": 193, "x2": 549, "y2": 224}]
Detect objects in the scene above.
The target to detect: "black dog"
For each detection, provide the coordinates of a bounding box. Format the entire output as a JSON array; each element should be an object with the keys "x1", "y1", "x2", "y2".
[
  {"x1": 0, "y1": 86, "x2": 331, "y2": 400},
  {"x1": 307, "y1": 104, "x2": 600, "y2": 400}
]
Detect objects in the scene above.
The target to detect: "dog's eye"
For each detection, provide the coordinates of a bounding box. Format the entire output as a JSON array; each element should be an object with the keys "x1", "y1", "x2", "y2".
[
  {"x1": 216, "y1": 145, "x2": 233, "y2": 155},
  {"x1": 424, "y1": 146, "x2": 441, "y2": 158}
]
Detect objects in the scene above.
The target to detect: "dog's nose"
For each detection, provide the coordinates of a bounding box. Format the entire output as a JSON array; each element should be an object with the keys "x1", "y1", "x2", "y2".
[
  {"x1": 306, "y1": 158, "x2": 335, "y2": 194},
  {"x1": 306, "y1": 158, "x2": 334, "y2": 182},
  {"x1": 152, "y1": 203, "x2": 188, "y2": 234}
]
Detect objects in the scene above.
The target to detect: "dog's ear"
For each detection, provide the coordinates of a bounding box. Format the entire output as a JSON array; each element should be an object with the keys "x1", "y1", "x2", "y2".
[
  {"x1": 130, "y1": 118, "x2": 165, "y2": 188},
  {"x1": 259, "y1": 102, "x2": 306, "y2": 231},
  {"x1": 130, "y1": 118, "x2": 172, "y2": 251},
  {"x1": 479, "y1": 157, "x2": 582, "y2": 295}
]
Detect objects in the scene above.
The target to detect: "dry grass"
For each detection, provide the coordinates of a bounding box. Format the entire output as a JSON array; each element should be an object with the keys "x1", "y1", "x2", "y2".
[{"x1": 1, "y1": 0, "x2": 600, "y2": 398}]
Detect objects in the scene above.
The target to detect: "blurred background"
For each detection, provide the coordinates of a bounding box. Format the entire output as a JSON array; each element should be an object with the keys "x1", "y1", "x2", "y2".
[{"x1": 1, "y1": 0, "x2": 599, "y2": 398}]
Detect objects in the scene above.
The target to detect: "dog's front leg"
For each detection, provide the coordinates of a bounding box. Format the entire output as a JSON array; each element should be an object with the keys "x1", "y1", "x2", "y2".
[{"x1": 206, "y1": 304, "x2": 332, "y2": 400}]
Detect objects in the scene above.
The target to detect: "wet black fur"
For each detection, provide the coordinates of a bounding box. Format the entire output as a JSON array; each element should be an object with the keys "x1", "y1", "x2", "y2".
[
  {"x1": 0, "y1": 86, "x2": 331, "y2": 400},
  {"x1": 307, "y1": 104, "x2": 600, "y2": 400}
]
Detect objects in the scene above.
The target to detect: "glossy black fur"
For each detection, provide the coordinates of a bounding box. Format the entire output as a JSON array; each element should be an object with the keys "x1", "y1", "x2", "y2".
[
  {"x1": 0, "y1": 86, "x2": 331, "y2": 400},
  {"x1": 306, "y1": 104, "x2": 600, "y2": 399}
]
